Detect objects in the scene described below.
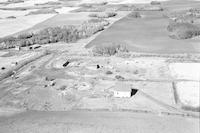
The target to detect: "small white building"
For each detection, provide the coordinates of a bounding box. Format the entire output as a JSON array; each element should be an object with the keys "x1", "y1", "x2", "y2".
[
  {"x1": 11, "y1": 62, "x2": 18, "y2": 66},
  {"x1": 29, "y1": 44, "x2": 41, "y2": 50},
  {"x1": 112, "y1": 82, "x2": 138, "y2": 98},
  {"x1": 15, "y1": 46, "x2": 21, "y2": 51}
]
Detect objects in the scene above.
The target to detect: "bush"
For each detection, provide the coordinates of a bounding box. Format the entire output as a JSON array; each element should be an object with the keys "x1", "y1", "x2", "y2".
[
  {"x1": 79, "y1": 22, "x2": 104, "y2": 37},
  {"x1": 87, "y1": 18, "x2": 109, "y2": 24},
  {"x1": 117, "y1": 4, "x2": 136, "y2": 11},
  {"x1": 99, "y1": 2, "x2": 108, "y2": 5},
  {"x1": 106, "y1": 71, "x2": 113, "y2": 75},
  {"x1": 89, "y1": 13, "x2": 98, "y2": 17},
  {"x1": 89, "y1": 12, "x2": 117, "y2": 18},
  {"x1": 85, "y1": 19, "x2": 109, "y2": 36},
  {"x1": 150, "y1": 1, "x2": 161, "y2": 5},
  {"x1": 0, "y1": 36, "x2": 17, "y2": 49},
  {"x1": 17, "y1": 32, "x2": 33, "y2": 39},
  {"x1": 8, "y1": 0, "x2": 24, "y2": 3},
  {"x1": 26, "y1": 8, "x2": 58, "y2": 15},
  {"x1": 189, "y1": 8, "x2": 200, "y2": 13},
  {"x1": 92, "y1": 42, "x2": 129, "y2": 56},
  {"x1": 79, "y1": 3, "x2": 93, "y2": 8},
  {"x1": 80, "y1": 2, "x2": 108, "y2": 7},
  {"x1": 115, "y1": 75, "x2": 125, "y2": 80},
  {"x1": 182, "y1": 105, "x2": 200, "y2": 112},
  {"x1": 72, "y1": 6, "x2": 106, "y2": 12},
  {"x1": 135, "y1": 6, "x2": 164, "y2": 11},
  {"x1": 6, "y1": 16, "x2": 16, "y2": 19},
  {"x1": 34, "y1": 1, "x2": 61, "y2": 6},
  {"x1": 167, "y1": 22, "x2": 200, "y2": 39},
  {"x1": 106, "y1": 12, "x2": 117, "y2": 17},
  {"x1": 187, "y1": 8, "x2": 200, "y2": 18},
  {"x1": 127, "y1": 11, "x2": 141, "y2": 18}
]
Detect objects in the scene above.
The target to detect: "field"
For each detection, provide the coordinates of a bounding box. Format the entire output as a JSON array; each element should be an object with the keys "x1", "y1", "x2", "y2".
[
  {"x1": 0, "y1": 0, "x2": 199, "y2": 133},
  {"x1": 0, "y1": 14, "x2": 55, "y2": 37},
  {"x1": 0, "y1": 0, "x2": 79, "y2": 37},
  {"x1": 86, "y1": 11, "x2": 200, "y2": 53},
  {"x1": 0, "y1": 111, "x2": 199, "y2": 133},
  {"x1": 16, "y1": 12, "x2": 92, "y2": 34}
]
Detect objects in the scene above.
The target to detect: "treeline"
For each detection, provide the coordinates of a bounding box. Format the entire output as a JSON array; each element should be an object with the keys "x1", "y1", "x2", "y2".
[
  {"x1": 0, "y1": 19, "x2": 109, "y2": 49},
  {"x1": 92, "y1": 42, "x2": 129, "y2": 56},
  {"x1": 89, "y1": 12, "x2": 117, "y2": 18},
  {"x1": 26, "y1": 8, "x2": 58, "y2": 16}
]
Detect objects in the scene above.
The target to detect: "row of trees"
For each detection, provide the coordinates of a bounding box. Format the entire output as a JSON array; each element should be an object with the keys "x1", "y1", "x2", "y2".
[
  {"x1": 89, "y1": 12, "x2": 117, "y2": 18},
  {"x1": 0, "y1": 19, "x2": 109, "y2": 49},
  {"x1": 92, "y1": 42, "x2": 129, "y2": 56}
]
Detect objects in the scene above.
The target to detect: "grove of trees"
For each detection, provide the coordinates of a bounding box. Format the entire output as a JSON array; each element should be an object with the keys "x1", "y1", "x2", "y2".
[{"x1": 0, "y1": 19, "x2": 109, "y2": 49}]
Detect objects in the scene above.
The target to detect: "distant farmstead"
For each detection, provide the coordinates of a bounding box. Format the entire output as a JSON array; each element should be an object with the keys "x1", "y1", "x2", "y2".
[{"x1": 112, "y1": 82, "x2": 138, "y2": 98}]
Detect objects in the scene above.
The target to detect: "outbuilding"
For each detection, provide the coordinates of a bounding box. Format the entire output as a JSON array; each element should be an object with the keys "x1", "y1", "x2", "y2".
[
  {"x1": 112, "y1": 82, "x2": 138, "y2": 98},
  {"x1": 15, "y1": 46, "x2": 21, "y2": 51},
  {"x1": 29, "y1": 44, "x2": 41, "y2": 50}
]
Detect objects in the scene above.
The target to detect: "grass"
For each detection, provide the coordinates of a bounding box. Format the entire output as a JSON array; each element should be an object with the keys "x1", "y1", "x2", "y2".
[{"x1": 167, "y1": 22, "x2": 200, "y2": 39}]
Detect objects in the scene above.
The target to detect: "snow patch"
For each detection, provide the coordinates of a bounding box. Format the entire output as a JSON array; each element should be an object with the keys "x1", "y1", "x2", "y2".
[
  {"x1": 169, "y1": 63, "x2": 200, "y2": 80},
  {"x1": 1, "y1": 0, "x2": 59, "y2": 8},
  {"x1": 55, "y1": 7, "x2": 78, "y2": 14},
  {"x1": 0, "y1": 9, "x2": 37, "y2": 18},
  {"x1": 176, "y1": 81, "x2": 200, "y2": 108},
  {"x1": 0, "y1": 14, "x2": 55, "y2": 37}
]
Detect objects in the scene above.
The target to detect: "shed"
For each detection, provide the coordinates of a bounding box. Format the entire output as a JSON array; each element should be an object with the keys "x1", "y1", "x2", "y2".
[
  {"x1": 15, "y1": 46, "x2": 21, "y2": 51},
  {"x1": 112, "y1": 82, "x2": 138, "y2": 98},
  {"x1": 29, "y1": 44, "x2": 41, "y2": 50},
  {"x1": 11, "y1": 62, "x2": 18, "y2": 66}
]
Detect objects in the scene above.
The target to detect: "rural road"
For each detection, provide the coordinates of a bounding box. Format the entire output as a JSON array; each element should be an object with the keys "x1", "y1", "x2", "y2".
[{"x1": 0, "y1": 110, "x2": 199, "y2": 133}]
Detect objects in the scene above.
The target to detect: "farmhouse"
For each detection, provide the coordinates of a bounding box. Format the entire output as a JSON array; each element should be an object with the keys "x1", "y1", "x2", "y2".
[{"x1": 112, "y1": 82, "x2": 138, "y2": 98}]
